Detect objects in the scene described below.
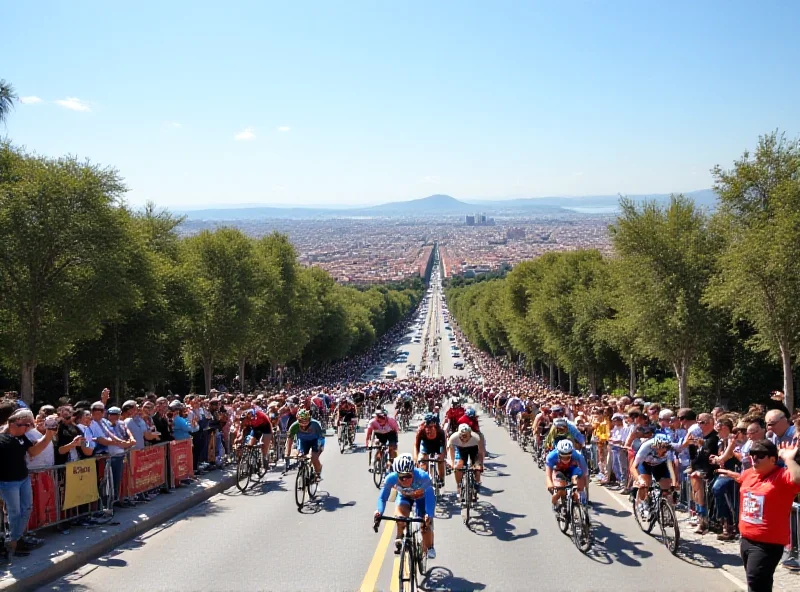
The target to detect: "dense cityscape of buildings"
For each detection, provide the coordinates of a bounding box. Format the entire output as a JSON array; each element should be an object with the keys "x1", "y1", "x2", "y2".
[{"x1": 180, "y1": 213, "x2": 613, "y2": 283}]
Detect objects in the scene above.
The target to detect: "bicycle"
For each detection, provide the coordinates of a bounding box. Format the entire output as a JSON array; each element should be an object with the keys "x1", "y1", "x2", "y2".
[
  {"x1": 551, "y1": 483, "x2": 592, "y2": 553},
  {"x1": 287, "y1": 454, "x2": 318, "y2": 510},
  {"x1": 457, "y1": 462, "x2": 481, "y2": 527},
  {"x1": 631, "y1": 479, "x2": 680, "y2": 554},
  {"x1": 418, "y1": 456, "x2": 444, "y2": 498},
  {"x1": 367, "y1": 444, "x2": 391, "y2": 488},
  {"x1": 398, "y1": 412, "x2": 411, "y2": 432},
  {"x1": 338, "y1": 419, "x2": 357, "y2": 453},
  {"x1": 236, "y1": 444, "x2": 267, "y2": 493},
  {"x1": 374, "y1": 515, "x2": 428, "y2": 591}
]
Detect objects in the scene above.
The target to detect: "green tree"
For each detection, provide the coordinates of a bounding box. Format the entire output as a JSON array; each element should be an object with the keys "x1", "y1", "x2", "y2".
[
  {"x1": 0, "y1": 143, "x2": 143, "y2": 403},
  {"x1": 610, "y1": 195, "x2": 720, "y2": 407},
  {"x1": 179, "y1": 228, "x2": 256, "y2": 394},
  {"x1": 708, "y1": 131, "x2": 800, "y2": 411},
  {"x1": 0, "y1": 79, "x2": 16, "y2": 125}
]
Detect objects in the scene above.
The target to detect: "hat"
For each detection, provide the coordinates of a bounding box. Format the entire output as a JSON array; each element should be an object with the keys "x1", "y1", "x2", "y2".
[
  {"x1": 612, "y1": 413, "x2": 624, "y2": 420},
  {"x1": 90, "y1": 401, "x2": 105, "y2": 411},
  {"x1": 107, "y1": 406, "x2": 122, "y2": 415}
]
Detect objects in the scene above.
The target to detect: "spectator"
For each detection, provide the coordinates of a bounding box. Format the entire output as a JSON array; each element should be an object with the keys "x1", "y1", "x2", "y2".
[
  {"x1": 122, "y1": 400, "x2": 159, "y2": 451},
  {"x1": 106, "y1": 407, "x2": 135, "y2": 505},
  {"x1": 686, "y1": 412, "x2": 719, "y2": 534},
  {"x1": 0, "y1": 409, "x2": 56, "y2": 558},
  {"x1": 710, "y1": 416, "x2": 739, "y2": 541},
  {"x1": 55, "y1": 406, "x2": 93, "y2": 464},
  {"x1": 170, "y1": 401, "x2": 192, "y2": 441},
  {"x1": 25, "y1": 413, "x2": 55, "y2": 470},
  {"x1": 152, "y1": 398, "x2": 173, "y2": 442},
  {"x1": 718, "y1": 440, "x2": 800, "y2": 592},
  {"x1": 766, "y1": 409, "x2": 796, "y2": 447}
]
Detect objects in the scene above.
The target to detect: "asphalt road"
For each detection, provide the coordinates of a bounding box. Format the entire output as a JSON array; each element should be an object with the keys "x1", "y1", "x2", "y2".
[{"x1": 41, "y1": 268, "x2": 744, "y2": 592}]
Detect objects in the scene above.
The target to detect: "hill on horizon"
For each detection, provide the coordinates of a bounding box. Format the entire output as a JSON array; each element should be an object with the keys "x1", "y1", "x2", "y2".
[{"x1": 178, "y1": 189, "x2": 717, "y2": 220}]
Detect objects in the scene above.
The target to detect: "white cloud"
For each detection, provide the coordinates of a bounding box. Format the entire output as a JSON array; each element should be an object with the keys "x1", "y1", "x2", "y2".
[
  {"x1": 167, "y1": 121, "x2": 182, "y2": 129},
  {"x1": 234, "y1": 127, "x2": 256, "y2": 141},
  {"x1": 19, "y1": 96, "x2": 43, "y2": 105},
  {"x1": 54, "y1": 97, "x2": 91, "y2": 112},
  {"x1": 277, "y1": 126, "x2": 291, "y2": 132}
]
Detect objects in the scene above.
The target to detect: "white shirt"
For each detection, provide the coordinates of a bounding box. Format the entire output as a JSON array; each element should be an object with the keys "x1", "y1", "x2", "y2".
[{"x1": 25, "y1": 429, "x2": 54, "y2": 469}]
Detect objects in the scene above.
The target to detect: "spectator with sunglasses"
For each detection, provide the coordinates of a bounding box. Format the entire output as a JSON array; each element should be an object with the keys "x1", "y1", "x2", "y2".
[
  {"x1": 683, "y1": 412, "x2": 719, "y2": 534},
  {"x1": 718, "y1": 440, "x2": 800, "y2": 592},
  {"x1": 0, "y1": 409, "x2": 57, "y2": 559}
]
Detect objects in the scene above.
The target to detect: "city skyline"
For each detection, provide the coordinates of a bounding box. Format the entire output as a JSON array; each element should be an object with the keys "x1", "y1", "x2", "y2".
[{"x1": 5, "y1": 1, "x2": 800, "y2": 208}]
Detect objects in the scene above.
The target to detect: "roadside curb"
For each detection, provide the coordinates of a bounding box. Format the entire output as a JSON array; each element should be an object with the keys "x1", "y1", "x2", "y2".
[{"x1": 1, "y1": 472, "x2": 235, "y2": 592}]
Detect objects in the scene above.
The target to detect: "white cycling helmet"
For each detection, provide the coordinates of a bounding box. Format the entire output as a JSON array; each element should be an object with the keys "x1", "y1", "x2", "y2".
[
  {"x1": 458, "y1": 424, "x2": 472, "y2": 436},
  {"x1": 556, "y1": 440, "x2": 574, "y2": 456},
  {"x1": 393, "y1": 454, "x2": 415, "y2": 474}
]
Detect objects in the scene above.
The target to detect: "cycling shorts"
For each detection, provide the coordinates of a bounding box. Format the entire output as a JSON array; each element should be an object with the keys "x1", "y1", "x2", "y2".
[
  {"x1": 375, "y1": 431, "x2": 398, "y2": 445},
  {"x1": 397, "y1": 496, "x2": 434, "y2": 526},
  {"x1": 340, "y1": 412, "x2": 356, "y2": 424},
  {"x1": 298, "y1": 438, "x2": 323, "y2": 454},
  {"x1": 554, "y1": 465, "x2": 582, "y2": 481},
  {"x1": 455, "y1": 445, "x2": 479, "y2": 464},
  {"x1": 248, "y1": 424, "x2": 272, "y2": 440},
  {"x1": 419, "y1": 440, "x2": 443, "y2": 456},
  {"x1": 639, "y1": 462, "x2": 670, "y2": 481}
]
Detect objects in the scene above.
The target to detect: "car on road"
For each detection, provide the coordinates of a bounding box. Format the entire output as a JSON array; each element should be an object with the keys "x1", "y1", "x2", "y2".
[
  {"x1": 448, "y1": 335, "x2": 455, "y2": 342},
  {"x1": 451, "y1": 351, "x2": 461, "y2": 358},
  {"x1": 453, "y1": 360, "x2": 464, "y2": 369},
  {"x1": 384, "y1": 369, "x2": 397, "y2": 379}
]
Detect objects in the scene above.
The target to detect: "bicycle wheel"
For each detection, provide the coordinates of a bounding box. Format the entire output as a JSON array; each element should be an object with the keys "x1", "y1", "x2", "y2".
[
  {"x1": 373, "y1": 453, "x2": 384, "y2": 488},
  {"x1": 307, "y1": 466, "x2": 319, "y2": 499},
  {"x1": 632, "y1": 491, "x2": 656, "y2": 534},
  {"x1": 348, "y1": 425, "x2": 356, "y2": 446},
  {"x1": 415, "y1": 525, "x2": 427, "y2": 576},
  {"x1": 339, "y1": 428, "x2": 347, "y2": 454},
  {"x1": 658, "y1": 498, "x2": 680, "y2": 555},
  {"x1": 256, "y1": 450, "x2": 267, "y2": 479},
  {"x1": 294, "y1": 463, "x2": 307, "y2": 509},
  {"x1": 462, "y1": 474, "x2": 472, "y2": 526},
  {"x1": 556, "y1": 499, "x2": 570, "y2": 534},
  {"x1": 398, "y1": 538, "x2": 416, "y2": 592},
  {"x1": 236, "y1": 450, "x2": 252, "y2": 492},
  {"x1": 571, "y1": 502, "x2": 592, "y2": 553}
]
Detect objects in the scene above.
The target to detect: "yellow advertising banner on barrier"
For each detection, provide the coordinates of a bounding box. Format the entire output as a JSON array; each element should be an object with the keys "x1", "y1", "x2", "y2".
[{"x1": 63, "y1": 458, "x2": 99, "y2": 509}]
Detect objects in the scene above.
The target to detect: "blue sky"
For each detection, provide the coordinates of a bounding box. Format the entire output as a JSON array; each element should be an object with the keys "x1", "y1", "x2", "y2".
[{"x1": 4, "y1": 1, "x2": 799, "y2": 209}]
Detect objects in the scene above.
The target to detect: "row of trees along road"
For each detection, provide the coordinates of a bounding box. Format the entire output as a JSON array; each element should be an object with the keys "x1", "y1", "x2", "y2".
[
  {"x1": 446, "y1": 132, "x2": 800, "y2": 412},
  {"x1": 0, "y1": 141, "x2": 424, "y2": 404}
]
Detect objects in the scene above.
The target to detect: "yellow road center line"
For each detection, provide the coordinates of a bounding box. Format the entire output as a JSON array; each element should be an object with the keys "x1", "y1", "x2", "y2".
[
  {"x1": 389, "y1": 557, "x2": 401, "y2": 592},
  {"x1": 358, "y1": 492, "x2": 397, "y2": 592}
]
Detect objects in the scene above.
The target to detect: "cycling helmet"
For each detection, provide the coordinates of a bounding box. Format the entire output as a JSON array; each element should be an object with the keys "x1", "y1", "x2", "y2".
[
  {"x1": 393, "y1": 454, "x2": 415, "y2": 474},
  {"x1": 553, "y1": 417, "x2": 568, "y2": 429},
  {"x1": 375, "y1": 408, "x2": 387, "y2": 417},
  {"x1": 296, "y1": 409, "x2": 311, "y2": 422},
  {"x1": 653, "y1": 434, "x2": 671, "y2": 449},
  {"x1": 556, "y1": 440, "x2": 574, "y2": 456},
  {"x1": 551, "y1": 405, "x2": 564, "y2": 414},
  {"x1": 458, "y1": 424, "x2": 472, "y2": 436},
  {"x1": 239, "y1": 409, "x2": 255, "y2": 421},
  {"x1": 465, "y1": 408, "x2": 476, "y2": 418},
  {"x1": 423, "y1": 412, "x2": 437, "y2": 425}
]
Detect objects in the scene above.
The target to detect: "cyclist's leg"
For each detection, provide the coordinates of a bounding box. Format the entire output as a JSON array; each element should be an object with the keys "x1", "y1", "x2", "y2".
[
  {"x1": 388, "y1": 432, "x2": 398, "y2": 460},
  {"x1": 470, "y1": 448, "x2": 482, "y2": 485},
  {"x1": 454, "y1": 453, "x2": 465, "y2": 488},
  {"x1": 637, "y1": 466, "x2": 653, "y2": 502},
  {"x1": 395, "y1": 497, "x2": 412, "y2": 542},
  {"x1": 415, "y1": 497, "x2": 433, "y2": 552},
  {"x1": 552, "y1": 471, "x2": 567, "y2": 505}
]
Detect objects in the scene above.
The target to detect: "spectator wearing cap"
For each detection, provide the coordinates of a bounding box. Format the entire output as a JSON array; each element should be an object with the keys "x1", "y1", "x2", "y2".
[
  {"x1": 170, "y1": 401, "x2": 192, "y2": 441},
  {"x1": 718, "y1": 440, "x2": 800, "y2": 591},
  {"x1": 106, "y1": 407, "x2": 135, "y2": 506},
  {"x1": 0, "y1": 409, "x2": 57, "y2": 558},
  {"x1": 87, "y1": 402, "x2": 126, "y2": 455}
]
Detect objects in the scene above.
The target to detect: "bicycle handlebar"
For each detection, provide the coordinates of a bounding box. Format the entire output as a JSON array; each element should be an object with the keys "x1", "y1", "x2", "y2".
[{"x1": 373, "y1": 514, "x2": 426, "y2": 532}]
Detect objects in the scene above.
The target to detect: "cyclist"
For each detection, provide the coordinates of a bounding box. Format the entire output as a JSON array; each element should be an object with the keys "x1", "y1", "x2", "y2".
[
  {"x1": 284, "y1": 409, "x2": 325, "y2": 481},
  {"x1": 237, "y1": 408, "x2": 273, "y2": 469},
  {"x1": 395, "y1": 393, "x2": 414, "y2": 424},
  {"x1": 414, "y1": 412, "x2": 447, "y2": 487},
  {"x1": 334, "y1": 398, "x2": 358, "y2": 440},
  {"x1": 447, "y1": 424, "x2": 484, "y2": 497},
  {"x1": 505, "y1": 393, "x2": 524, "y2": 430},
  {"x1": 546, "y1": 440, "x2": 585, "y2": 507},
  {"x1": 519, "y1": 404, "x2": 534, "y2": 439},
  {"x1": 365, "y1": 409, "x2": 400, "y2": 467},
  {"x1": 531, "y1": 405, "x2": 552, "y2": 449},
  {"x1": 457, "y1": 406, "x2": 487, "y2": 457},
  {"x1": 443, "y1": 397, "x2": 464, "y2": 436},
  {"x1": 374, "y1": 454, "x2": 436, "y2": 559},
  {"x1": 632, "y1": 433, "x2": 678, "y2": 519}
]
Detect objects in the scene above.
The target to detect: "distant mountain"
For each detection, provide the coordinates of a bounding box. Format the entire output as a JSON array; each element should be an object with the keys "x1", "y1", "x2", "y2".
[{"x1": 178, "y1": 189, "x2": 718, "y2": 220}]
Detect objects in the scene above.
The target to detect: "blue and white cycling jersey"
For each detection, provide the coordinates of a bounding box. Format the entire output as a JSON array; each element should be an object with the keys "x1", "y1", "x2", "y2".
[
  {"x1": 377, "y1": 467, "x2": 436, "y2": 517},
  {"x1": 634, "y1": 438, "x2": 675, "y2": 466},
  {"x1": 505, "y1": 397, "x2": 524, "y2": 415}
]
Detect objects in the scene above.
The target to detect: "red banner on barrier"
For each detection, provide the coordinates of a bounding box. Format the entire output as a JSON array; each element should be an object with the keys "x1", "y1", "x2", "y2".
[
  {"x1": 128, "y1": 446, "x2": 167, "y2": 495},
  {"x1": 27, "y1": 471, "x2": 57, "y2": 531},
  {"x1": 170, "y1": 440, "x2": 194, "y2": 486}
]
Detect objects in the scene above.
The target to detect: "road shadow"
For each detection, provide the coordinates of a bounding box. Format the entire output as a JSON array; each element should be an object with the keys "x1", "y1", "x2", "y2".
[
  {"x1": 464, "y1": 503, "x2": 536, "y2": 542},
  {"x1": 302, "y1": 491, "x2": 357, "y2": 514},
  {"x1": 591, "y1": 501, "x2": 631, "y2": 518},
  {"x1": 589, "y1": 522, "x2": 653, "y2": 567},
  {"x1": 676, "y1": 537, "x2": 742, "y2": 569},
  {"x1": 421, "y1": 566, "x2": 487, "y2": 591}
]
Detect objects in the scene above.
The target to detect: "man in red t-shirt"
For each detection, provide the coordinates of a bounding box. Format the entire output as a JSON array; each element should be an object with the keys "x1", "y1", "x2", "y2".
[
  {"x1": 443, "y1": 397, "x2": 464, "y2": 436},
  {"x1": 718, "y1": 439, "x2": 800, "y2": 592}
]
